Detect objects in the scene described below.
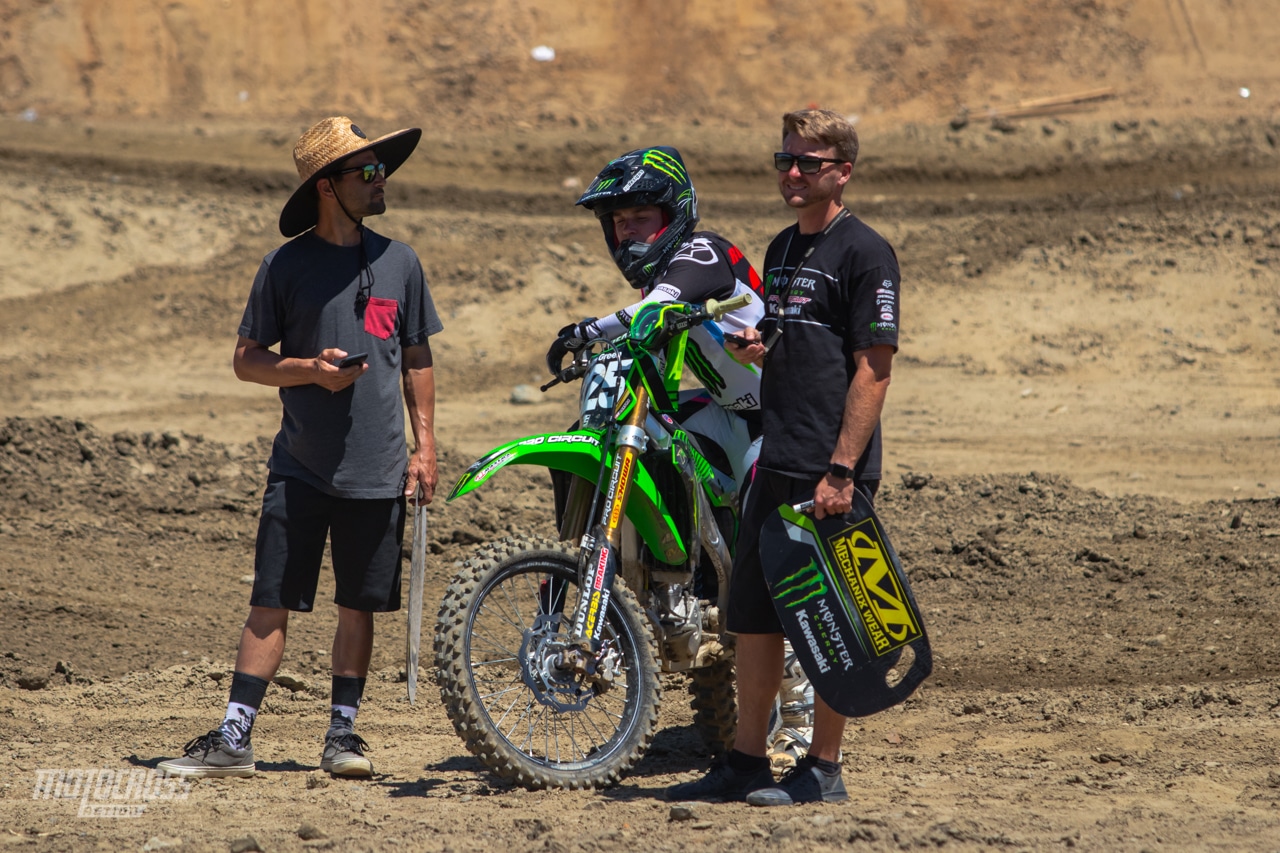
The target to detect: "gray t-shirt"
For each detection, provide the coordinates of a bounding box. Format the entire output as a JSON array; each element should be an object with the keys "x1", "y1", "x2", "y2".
[{"x1": 238, "y1": 229, "x2": 443, "y2": 498}]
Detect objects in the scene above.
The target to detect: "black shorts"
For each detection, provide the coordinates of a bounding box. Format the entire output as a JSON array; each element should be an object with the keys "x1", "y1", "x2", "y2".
[
  {"x1": 249, "y1": 473, "x2": 405, "y2": 613},
  {"x1": 727, "y1": 469, "x2": 877, "y2": 635}
]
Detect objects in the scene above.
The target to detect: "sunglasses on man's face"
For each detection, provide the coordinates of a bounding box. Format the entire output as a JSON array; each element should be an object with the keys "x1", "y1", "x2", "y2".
[
  {"x1": 773, "y1": 153, "x2": 846, "y2": 175},
  {"x1": 331, "y1": 162, "x2": 387, "y2": 183}
]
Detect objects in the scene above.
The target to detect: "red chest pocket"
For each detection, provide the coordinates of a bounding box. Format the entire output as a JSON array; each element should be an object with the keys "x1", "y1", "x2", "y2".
[{"x1": 364, "y1": 297, "x2": 398, "y2": 340}]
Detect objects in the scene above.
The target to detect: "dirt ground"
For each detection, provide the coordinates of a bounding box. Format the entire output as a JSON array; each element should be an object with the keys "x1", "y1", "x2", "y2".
[{"x1": 3, "y1": 1, "x2": 1280, "y2": 851}]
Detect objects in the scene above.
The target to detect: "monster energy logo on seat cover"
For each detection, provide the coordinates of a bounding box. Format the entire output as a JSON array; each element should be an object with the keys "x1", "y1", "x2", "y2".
[{"x1": 774, "y1": 558, "x2": 827, "y2": 608}]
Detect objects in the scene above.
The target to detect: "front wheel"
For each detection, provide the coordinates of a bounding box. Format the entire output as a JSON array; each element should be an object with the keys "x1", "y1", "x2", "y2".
[{"x1": 434, "y1": 536, "x2": 661, "y2": 789}]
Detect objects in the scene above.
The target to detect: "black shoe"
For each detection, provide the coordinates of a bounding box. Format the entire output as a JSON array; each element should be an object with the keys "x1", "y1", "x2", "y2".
[
  {"x1": 746, "y1": 754, "x2": 848, "y2": 806},
  {"x1": 666, "y1": 758, "x2": 774, "y2": 802}
]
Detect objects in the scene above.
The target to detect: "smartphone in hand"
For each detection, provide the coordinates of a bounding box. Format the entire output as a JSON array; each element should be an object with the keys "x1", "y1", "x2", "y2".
[
  {"x1": 337, "y1": 352, "x2": 368, "y2": 368},
  {"x1": 723, "y1": 333, "x2": 750, "y2": 347}
]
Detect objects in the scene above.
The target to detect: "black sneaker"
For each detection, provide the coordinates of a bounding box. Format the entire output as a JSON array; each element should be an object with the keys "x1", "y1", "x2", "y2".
[
  {"x1": 157, "y1": 730, "x2": 255, "y2": 778},
  {"x1": 321, "y1": 730, "x2": 373, "y2": 777},
  {"x1": 666, "y1": 758, "x2": 774, "y2": 802},
  {"x1": 746, "y1": 754, "x2": 848, "y2": 806}
]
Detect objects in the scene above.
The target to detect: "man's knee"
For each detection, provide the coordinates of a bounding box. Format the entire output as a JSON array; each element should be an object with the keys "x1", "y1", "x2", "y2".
[
  {"x1": 336, "y1": 605, "x2": 374, "y2": 623},
  {"x1": 244, "y1": 606, "x2": 290, "y2": 636}
]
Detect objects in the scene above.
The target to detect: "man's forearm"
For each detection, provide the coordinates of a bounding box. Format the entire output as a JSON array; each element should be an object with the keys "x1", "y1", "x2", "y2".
[
  {"x1": 234, "y1": 345, "x2": 318, "y2": 388},
  {"x1": 830, "y1": 348, "x2": 893, "y2": 468},
  {"x1": 403, "y1": 365, "x2": 436, "y2": 452}
]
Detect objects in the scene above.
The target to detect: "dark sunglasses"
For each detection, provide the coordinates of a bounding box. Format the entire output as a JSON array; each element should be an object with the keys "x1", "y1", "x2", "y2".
[
  {"x1": 331, "y1": 162, "x2": 386, "y2": 183},
  {"x1": 773, "y1": 153, "x2": 846, "y2": 174}
]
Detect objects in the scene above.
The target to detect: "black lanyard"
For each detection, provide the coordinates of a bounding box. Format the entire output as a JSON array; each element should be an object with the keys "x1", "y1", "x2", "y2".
[{"x1": 763, "y1": 208, "x2": 849, "y2": 353}]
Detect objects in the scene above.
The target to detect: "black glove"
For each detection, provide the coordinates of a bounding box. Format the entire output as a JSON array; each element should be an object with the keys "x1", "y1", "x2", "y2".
[{"x1": 544, "y1": 320, "x2": 595, "y2": 376}]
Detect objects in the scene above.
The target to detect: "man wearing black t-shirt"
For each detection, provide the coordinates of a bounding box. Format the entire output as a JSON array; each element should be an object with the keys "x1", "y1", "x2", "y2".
[{"x1": 668, "y1": 109, "x2": 900, "y2": 806}]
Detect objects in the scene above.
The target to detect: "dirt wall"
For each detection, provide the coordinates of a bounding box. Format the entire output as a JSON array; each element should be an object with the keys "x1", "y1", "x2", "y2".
[{"x1": 3, "y1": 0, "x2": 1278, "y2": 129}]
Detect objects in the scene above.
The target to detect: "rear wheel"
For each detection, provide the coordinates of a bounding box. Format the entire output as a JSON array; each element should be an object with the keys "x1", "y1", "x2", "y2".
[
  {"x1": 688, "y1": 656, "x2": 737, "y2": 756},
  {"x1": 434, "y1": 536, "x2": 661, "y2": 789}
]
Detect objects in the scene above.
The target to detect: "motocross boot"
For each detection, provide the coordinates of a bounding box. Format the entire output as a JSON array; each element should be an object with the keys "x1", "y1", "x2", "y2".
[{"x1": 767, "y1": 641, "x2": 815, "y2": 771}]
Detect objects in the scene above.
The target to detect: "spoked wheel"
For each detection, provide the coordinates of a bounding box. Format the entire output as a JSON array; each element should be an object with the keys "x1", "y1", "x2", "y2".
[{"x1": 434, "y1": 536, "x2": 661, "y2": 789}]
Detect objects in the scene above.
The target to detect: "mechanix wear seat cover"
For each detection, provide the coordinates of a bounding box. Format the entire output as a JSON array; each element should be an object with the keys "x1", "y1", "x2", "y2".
[{"x1": 758, "y1": 488, "x2": 931, "y2": 717}]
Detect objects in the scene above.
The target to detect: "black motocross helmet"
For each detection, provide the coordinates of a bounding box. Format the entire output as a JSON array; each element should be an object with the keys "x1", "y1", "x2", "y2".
[{"x1": 575, "y1": 146, "x2": 698, "y2": 290}]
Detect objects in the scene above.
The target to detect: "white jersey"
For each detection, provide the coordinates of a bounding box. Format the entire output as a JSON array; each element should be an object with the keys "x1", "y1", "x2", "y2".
[{"x1": 582, "y1": 231, "x2": 765, "y2": 412}]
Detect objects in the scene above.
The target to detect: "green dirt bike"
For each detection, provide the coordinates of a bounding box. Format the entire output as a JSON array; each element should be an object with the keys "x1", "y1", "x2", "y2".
[{"x1": 433, "y1": 294, "x2": 753, "y2": 789}]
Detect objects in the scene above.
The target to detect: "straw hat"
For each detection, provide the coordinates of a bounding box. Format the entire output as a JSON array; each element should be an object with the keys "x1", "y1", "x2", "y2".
[{"x1": 279, "y1": 116, "x2": 422, "y2": 237}]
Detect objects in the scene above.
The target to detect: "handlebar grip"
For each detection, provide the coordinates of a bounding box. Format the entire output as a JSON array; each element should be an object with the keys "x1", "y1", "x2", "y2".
[{"x1": 705, "y1": 292, "x2": 753, "y2": 320}]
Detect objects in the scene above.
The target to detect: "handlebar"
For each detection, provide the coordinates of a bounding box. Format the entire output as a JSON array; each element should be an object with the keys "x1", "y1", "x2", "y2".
[
  {"x1": 704, "y1": 292, "x2": 752, "y2": 320},
  {"x1": 543, "y1": 293, "x2": 756, "y2": 392}
]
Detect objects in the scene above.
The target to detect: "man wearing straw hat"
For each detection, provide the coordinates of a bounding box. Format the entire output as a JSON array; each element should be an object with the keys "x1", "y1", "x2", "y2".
[{"x1": 158, "y1": 117, "x2": 442, "y2": 779}]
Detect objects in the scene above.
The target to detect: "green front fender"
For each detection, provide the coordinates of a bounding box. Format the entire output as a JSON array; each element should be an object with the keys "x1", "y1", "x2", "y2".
[{"x1": 446, "y1": 431, "x2": 688, "y2": 564}]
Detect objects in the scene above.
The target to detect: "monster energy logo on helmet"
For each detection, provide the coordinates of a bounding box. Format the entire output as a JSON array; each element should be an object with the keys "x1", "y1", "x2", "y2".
[{"x1": 641, "y1": 148, "x2": 687, "y2": 183}]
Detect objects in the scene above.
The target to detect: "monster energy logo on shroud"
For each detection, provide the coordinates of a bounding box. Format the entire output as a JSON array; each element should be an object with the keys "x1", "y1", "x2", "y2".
[
  {"x1": 642, "y1": 149, "x2": 687, "y2": 183},
  {"x1": 685, "y1": 341, "x2": 726, "y2": 396},
  {"x1": 774, "y1": 558, "x2": 827, "y2": 608}
]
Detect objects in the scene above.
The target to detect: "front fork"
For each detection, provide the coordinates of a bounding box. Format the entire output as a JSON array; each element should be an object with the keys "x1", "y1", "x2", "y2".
[{"x1": 554, "y1": 386, "x2": 650, "y2": 686}]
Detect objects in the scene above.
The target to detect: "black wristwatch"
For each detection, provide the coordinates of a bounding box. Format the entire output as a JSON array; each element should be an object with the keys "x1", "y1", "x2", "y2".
[{"x1": 827, "y1": 462, "x2": 853, "y2": 480}]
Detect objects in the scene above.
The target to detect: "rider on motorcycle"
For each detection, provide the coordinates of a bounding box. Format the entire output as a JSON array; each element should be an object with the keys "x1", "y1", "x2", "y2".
[
  {"x1": 547, "y1": 146, "x2": 763, "y2": 489},
  {"x1": 547, "y1": 146, "x2": 815, "y2": 763}
]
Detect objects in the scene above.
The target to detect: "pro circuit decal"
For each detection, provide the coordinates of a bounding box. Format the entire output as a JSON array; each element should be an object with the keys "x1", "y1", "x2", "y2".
[
  {"x1": 547, "y1": 433, "x2": 601, "y2": 446},
  {"x1": 828, "y1": 520, "x2": 922, "y2": 655},
  {"x1": 606, "y1": 453, "x2": 634, "y2": 529}
]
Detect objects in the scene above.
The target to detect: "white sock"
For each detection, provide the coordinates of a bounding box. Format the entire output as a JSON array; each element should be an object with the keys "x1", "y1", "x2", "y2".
[
  {"x1": 220, "y1": 703, "x2": 257, "y2": 750},
  {"x1": 329, "y1": 704, "x2": 359, "y2": 733}
]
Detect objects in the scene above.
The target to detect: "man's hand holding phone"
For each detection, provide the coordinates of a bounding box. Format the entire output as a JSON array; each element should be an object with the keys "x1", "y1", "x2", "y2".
[
  {"x1": 724, "y1": 328, "x2": 767, "y2": 367},
  {"x1": 313, "y1": 348, "x2": 368, "y2": 392}
]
